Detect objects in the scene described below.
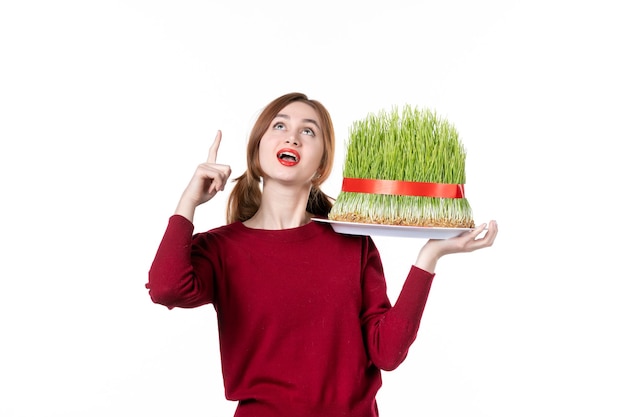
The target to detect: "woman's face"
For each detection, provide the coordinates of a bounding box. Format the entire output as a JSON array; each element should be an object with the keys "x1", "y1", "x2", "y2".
[{"x1": 258, "y1": 101, "x2": 325, "y2": 187}]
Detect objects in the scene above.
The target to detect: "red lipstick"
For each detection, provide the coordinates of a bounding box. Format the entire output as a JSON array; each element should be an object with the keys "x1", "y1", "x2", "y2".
[{"x1": 276, "y1": 148, "x2": 301, "y2": 166}]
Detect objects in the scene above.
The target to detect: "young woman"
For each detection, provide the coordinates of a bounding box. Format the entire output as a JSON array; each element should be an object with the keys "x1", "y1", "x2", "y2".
[{"x1": 147, "y1": 92, "x2": 498, "y2": 417}]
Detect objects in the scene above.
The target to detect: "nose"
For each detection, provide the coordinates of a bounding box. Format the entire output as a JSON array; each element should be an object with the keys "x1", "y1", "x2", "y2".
[{"x1": 286, "y1": 136, "x2": 299, "y2": 146}]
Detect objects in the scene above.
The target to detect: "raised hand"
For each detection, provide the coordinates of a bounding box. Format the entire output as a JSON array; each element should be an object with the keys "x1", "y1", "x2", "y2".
[
  {"x1": 414, "y1": 220, "x2": 499, "y2": 273},
  {"x1": 175, "y1": 130, "x2": 232, "y2": 221}
]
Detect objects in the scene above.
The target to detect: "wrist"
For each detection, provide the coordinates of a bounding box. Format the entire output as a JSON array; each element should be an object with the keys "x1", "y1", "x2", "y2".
[
  {"x1": 414, "y1": 243, "x2": 442, "y2": 273},
  {"x1": 174, "y1": 199, "x2": 197, "y2": 223}
]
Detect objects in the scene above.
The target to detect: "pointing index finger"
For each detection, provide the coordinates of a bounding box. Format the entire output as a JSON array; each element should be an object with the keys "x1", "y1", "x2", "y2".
[{"x1": 207, "y1": 130, "x2": 222, "y2": 163}]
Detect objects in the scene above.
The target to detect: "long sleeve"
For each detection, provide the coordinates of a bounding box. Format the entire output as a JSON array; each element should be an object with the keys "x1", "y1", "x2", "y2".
[
  {"x1": 146, "y1": 215, "x2": 214, "y2": 309},
  {"x1": 360, "y1": 237, "x2": 435, "y2": 371}
]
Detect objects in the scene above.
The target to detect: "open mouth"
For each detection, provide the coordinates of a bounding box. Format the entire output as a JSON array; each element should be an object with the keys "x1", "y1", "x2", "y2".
[{"x1": 277, "y1": 148, "x2": 300, "y2": 166}]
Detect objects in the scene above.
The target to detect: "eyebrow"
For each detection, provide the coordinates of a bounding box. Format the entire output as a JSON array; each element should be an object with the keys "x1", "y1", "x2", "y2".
[{"x1": 275, "y1": 113, "x2": 321, "y2": 130}]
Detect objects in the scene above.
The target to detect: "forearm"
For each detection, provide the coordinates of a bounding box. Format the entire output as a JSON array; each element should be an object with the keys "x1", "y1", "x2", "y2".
[
  {"x1": 147, "y1": 216, "x2": 208, "y2": 309},
  {"x1": 365, "y1": 267, "x2": 435, "y2": 370}
]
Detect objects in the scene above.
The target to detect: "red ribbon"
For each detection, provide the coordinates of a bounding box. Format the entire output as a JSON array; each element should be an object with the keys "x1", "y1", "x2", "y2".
[{"x1": 341, "y1": 177, "x2": 465, "y2": 198}]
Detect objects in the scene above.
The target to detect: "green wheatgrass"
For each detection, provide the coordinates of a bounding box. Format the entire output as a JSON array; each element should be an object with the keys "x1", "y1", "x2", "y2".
[{"x1": 328, "y1": 105, "x2": 475, "y2": 228}]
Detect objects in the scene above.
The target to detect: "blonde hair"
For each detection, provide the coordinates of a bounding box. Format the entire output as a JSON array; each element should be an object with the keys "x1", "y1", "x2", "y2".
[{"x1": 226, "y1": 92, "x2": 335, "y2": 223}]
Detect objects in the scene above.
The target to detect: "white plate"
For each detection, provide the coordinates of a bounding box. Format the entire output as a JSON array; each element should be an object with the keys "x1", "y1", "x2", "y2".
[{"x1": 312, "y1": 218, "x2": 472, "y2": 239}]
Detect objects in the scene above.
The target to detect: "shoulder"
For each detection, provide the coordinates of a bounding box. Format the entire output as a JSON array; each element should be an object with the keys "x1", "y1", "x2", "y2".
[
  {"x1": 206, "y1": 221, "x2": 245, "y2": 236},
  {"x1": 310, "y1": 219, "x2": 374, "y2": 252},
  {"x1": 190, "y1": 222, "x2": 246, "y2": 247}
]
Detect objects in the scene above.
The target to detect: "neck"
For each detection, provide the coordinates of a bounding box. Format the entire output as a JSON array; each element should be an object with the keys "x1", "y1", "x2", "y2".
[{"x1": 244, "y1": 181, "x2": 312, "y2": 230}]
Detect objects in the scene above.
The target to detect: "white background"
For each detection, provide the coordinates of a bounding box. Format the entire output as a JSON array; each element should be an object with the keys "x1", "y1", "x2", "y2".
[{"x1": 1, "y1": 1, "x2": 624, "y2": 416}]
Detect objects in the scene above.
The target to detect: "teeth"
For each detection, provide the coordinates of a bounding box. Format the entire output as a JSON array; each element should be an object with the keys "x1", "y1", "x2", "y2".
[{"x1": 279, "y1": 152, "x2": 298, "y2": 162}]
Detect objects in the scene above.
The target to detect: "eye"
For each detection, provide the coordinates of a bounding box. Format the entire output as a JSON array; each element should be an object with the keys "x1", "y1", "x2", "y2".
[
  {"x1": 302, "y1": 127, "x2": 316, "y2": 136},
  {"x1": 273, "y1": 122, "x2": 286, "y2": 130}
]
